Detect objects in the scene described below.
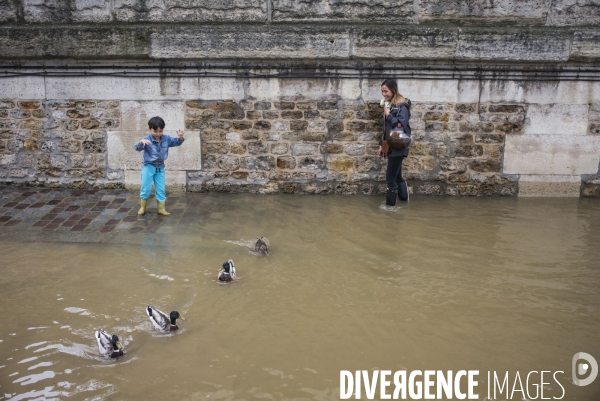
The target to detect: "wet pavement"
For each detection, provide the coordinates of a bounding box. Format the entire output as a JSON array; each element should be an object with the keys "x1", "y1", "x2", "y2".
[{"x1": 0, "y1": 185, "x2": 213, "y2": 243}]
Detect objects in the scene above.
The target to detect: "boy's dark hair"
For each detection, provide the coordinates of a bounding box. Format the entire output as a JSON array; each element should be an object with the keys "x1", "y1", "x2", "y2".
[{"x1": 148, "y1": 116, "x2": 165, "y2": 130}]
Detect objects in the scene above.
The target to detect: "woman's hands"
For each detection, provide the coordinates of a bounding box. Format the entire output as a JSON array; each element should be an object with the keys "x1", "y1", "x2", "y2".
[
  {"x1": 384, "y1": 106, "x2": 391, "y2": 117},
  {"x1": 377, "y1": 146, "x2": 384, "y2": 158}
]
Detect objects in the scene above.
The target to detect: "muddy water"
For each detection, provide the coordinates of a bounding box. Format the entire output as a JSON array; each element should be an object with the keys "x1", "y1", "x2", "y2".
[{"x1": 1, "y1": 194, "x2": 599, "y2": 400}]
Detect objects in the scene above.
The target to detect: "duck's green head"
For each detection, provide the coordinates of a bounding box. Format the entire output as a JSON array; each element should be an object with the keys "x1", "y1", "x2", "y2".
[
  {"x1": 222, "y1": 261, "x2": 232, "y2": 273},
  {"x1": 170, "y1": 311, "x2": 185, "y2": 325},
  {"x1": 111, "y1": 334, "x2": 123, "y2": 350}
]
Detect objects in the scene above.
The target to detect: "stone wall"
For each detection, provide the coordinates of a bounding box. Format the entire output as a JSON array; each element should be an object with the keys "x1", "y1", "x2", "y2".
[
  {"x1": 0, "y1": 100, "x2": 120, "y2": 189},
  {"x1": 1, "y1": 0, "x2": 599, "y2": 196},
  {"x1": 2, "y1": 79, "x2": 599, "y2": 197}
]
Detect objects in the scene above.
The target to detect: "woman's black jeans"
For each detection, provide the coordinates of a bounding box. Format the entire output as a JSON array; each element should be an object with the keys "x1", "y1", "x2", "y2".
[{"x1": 385, "y1": 155, "x2": 408, "y2": 205}]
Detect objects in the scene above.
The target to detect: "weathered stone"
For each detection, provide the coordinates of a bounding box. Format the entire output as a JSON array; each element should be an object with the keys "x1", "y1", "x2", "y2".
[
  {"x1": 248, "y1": 141, "x2": 269, "y2": 155},
  {"x1": 0, "y1": 154, "x2": 17, "y2": 167},
  {"x1": 229, "y1": 143, "x2": 247, "y2": 154},
  {"x1": 344, "y1": 143, "x2": 365, "y2": 156},
  {"x1": 255, "y1": 156, "x2": 276, "y2": 171},
  {"x1": 58, "y1": 140, "x2": 81, "y2": 153},
  {"x1": 327, "y1": 156, "x2": 354, "y2": 171},
  {"x1": 291, "y1": 143, "x2": 318, "y2": 156},
  {"x1": 19, "y1": 154, "x2": 36, "y2": 168},
  {"x1": 82, "y1": 139, "x2": 105, "y2": 153},
  {"x1": 254, "y1": 101, "x2": 271, "y2": 110},
  {"x1": 454, "y1": 144, "x2": 484, "y2": 157},
  {"x1": 233, "y1": 121, "x2": 253, "y2": 130},
  {"x1": 548, "y1": 0, "x2": 600, "y2": 27},
  {"x1": 272, "y1": 0, "x2": 413, "y2": 21},
  {"x1": 254, "y1": 121, "x2": 271, "y2": 130},
  {"x1": 20, "y1": 120, "x2": 44, "y2": 130},
  {"x1": 226, "y1": 132, "x2": 242, "y2": 142},
  {"x1": 297, "y1": 156, "x2": 324, "y2": 170},
  {"x1": 290, "y1": 121, "x2": 308, "y2": 132},
  {"x1": 201, "y1": 129, "x2": 226, "y2": 141},
  {"x1": 0, "y1": 27, "x2": 149, "y2": 58},
  {"x1": 80, "y1": 119, "x2": 100, "y2": 129},
  {"x1": 10, "y1": 110, "x2": 31, "y2": 119},
  {"x1": 281, "y1": 111, "x2": 303, "y2": 120},
  {"x1": 271, "y1": 143, "x2": 289, "y2": 155},
  {"x1": 524, "y1": 104, "x2": 589, "y2": 136},
  {"x1": 67, "y1": 109, "x2": 90, "y2": 119},
  {"x1": 470, "y1": 159, "x2": 502, "y2": 172},
  {"x1": 488, "y1": 104, "x2": 525, "y2": 113},
  {"x1": 301, "y1": 132, "x2": 328, "y2": 141},
  {"x1": 590, "y1": 124, "x2": 600, "y2": 135},
  {"x1": 475, "y1": 133, "x2": 505, "y2": 143},
  {"x1": 150, "y1": 26, "x2": 350, "y2": 59},
  {"x1": 203, "y1": 143, "x2": 230, "y2": 155},
  {"x1": 277, "y1": 156, "x2": 296, "y2": 170},
  {"x1": 114, "y1": 0, "x2": 267, "y2": 23},
  {"x1": 63, "y1": 120, "x2": 80, "y2": 131},
  {"x1": 457, "y1": 31, "x2": 571, "y2": 62},
  {"x1": 40, "y1": 141, "x2": 56, "y2": 153},
  {"x1": 242, "y1": 131, "x2": 260, "y2": 140},
  {"x1": 98, "y1": 101, "x2": 119, "y2": 109},
  {"x1": 321, "y1": 143, "x2": 343, "y2": 154},
  {"x1": 263, "y1": 111, "x2": 279, "y2": 120},
  {"x1": 420, "y1": 0, "x2": 549, "y2": 22},
  {"x1": 217, "y1": 155, "x2": 240, "y2": 171},
  {"x1": 246, "y1": 111, "x2": 261, "y2": 120},
  {"x1": 274, "y1": 102, "x2": 295, "y2": 110}
]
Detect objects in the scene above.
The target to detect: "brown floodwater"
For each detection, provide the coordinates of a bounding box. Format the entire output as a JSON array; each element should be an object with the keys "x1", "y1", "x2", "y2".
[{"x1": 1, "y1": 194, "x2": 599, "y2": 400}]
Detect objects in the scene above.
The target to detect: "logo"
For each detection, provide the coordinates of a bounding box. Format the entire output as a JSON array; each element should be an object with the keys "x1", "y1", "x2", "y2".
[{"x1": 572, "y1": 352, "x2": 598, "y2": 386}]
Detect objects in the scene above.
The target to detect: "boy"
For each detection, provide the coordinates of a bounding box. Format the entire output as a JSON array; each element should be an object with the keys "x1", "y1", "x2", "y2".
[{"x1": 134, "y1": 116, "x2": 185, "y2": 216}]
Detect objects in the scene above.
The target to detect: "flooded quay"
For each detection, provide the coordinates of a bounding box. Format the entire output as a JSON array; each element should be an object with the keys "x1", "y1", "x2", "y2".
[{"x1": 0, "y1": 187, "x2": 599, "y2": 400}]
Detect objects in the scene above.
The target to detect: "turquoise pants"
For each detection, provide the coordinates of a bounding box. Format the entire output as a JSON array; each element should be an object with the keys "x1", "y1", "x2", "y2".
[{"x1": 140, "y1": 164, "x2": 166, "y2": 202}]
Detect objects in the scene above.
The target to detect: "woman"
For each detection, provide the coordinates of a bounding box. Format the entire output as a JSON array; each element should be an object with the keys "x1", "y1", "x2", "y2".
[{"x1": 377, "y1": 79, "x2": 412, "y2": 206}]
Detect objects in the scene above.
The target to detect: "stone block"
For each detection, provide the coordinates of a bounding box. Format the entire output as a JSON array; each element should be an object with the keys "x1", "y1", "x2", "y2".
[
  {"x1": 0, "y1": 27, "x2": 148, "y2": 58},
  {"x1": 518, "y1": 175, "x2": 581, "y2": 197},
  {"x1": 121, "y1": 101, "x2": 184, "y2": 131},
  {"x1": 419, "y1": 0, "x2": 549, "y2": 22},
  {"x1": 571, "y1": 30, "x2": 600, "y2": 61},
  {"x1": 0, "y1": 76, "x2": 46, "y2": 100},
  {"x1": 456, "y1": 31, "x2": 571, "y2": 62},
  {"x1": 247, "y1": 77, "x2": 361, "y2": 100},
  {"x1": 272, "y1": 0, "x2": 414, "y2": 22},
  {"x1": 548, "y1": 0, "x2": 600, "y2": 26},
  {"x1": 150, "y1": 26, "x2": 350, "y2": 59},
  {"x1": 107, "y1": 130, "x2": 201, "y2": 170},
  {"x1": 524, "y1": 104, "x2": 589, "y2": 135},
  {"x1": 362, "y1": 78, "x2": 459, "y2": 103},
  {"x1": 504, "y1": 135, "x2": 600, "y2": 175},
  {"x1": 113, "y1": 0, "x2": 266, "y2": 22},
  {"x1": 291, "y1": 143, "x2": 319, "y2": 156},
  {"x1": 353, "y1": 27, "x2": 458, "y2": 60},
  {"x1": 24, "y1": 0, "x2": 113, "y2": 23},
  {"x1": 479, "y1": 80, "x2": 600, "y2": 105}
]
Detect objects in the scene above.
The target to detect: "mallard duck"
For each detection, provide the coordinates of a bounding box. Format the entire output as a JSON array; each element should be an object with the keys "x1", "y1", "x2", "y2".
[
  {"x1": 254, "y1": 237, "x2": 269, "y2": 255},
  {"x1": 95, "y1": 329, "x2": 123, "y2": 358},
  {"x1": 218, "y1": 260, "x2": 236, "y2": 282},
  {"x1": 146, "y1": 305, "x2": 185, "y2": 331}
]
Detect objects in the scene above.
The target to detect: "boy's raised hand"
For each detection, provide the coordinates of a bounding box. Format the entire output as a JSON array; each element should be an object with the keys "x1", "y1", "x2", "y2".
[
  {"x1": 177, "y1": 129, "x2": 185, "y2": 139},
  {"x1": 139, "y1": 139, "x2": 151, "y2": 146}
]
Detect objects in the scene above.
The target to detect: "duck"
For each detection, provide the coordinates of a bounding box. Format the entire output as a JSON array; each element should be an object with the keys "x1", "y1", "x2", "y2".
[
  {"x1": 218, "y1": 260, "x2": 236, "y2": 282},
  {"x1": 95, "y1": 329, "x2": 123, "y2": 358},
  {"x1": 146, "y1": 305, "x2": 185, "y2": 331},
  {"x1": 254, "y1": 237, "x2": 269, "y2": 255}
]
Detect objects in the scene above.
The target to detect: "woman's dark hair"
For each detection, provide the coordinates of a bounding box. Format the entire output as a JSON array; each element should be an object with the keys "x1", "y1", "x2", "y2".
[{"x1": 148, "y1": 116, "x2": 165, "y2": 130}]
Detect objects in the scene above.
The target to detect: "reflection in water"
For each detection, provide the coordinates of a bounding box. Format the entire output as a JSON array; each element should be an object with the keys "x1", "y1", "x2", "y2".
[{"x1": 1, "y1": 194, "x2": 599, "y2": 400}]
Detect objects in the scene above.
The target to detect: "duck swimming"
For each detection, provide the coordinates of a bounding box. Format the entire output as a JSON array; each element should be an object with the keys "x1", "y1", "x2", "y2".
[
  {"x1": 254, "y1": 237, "x2": 269, "y2": 255},
  {"x1": 146, "y1": 305, "x2": 185, "y2": 331},
  {"x1": 218, "y1": 260, "x2": 236, "y2": 282},
  {"x1": 95, "y1": 329, "x2": 123, "y2": 358}
]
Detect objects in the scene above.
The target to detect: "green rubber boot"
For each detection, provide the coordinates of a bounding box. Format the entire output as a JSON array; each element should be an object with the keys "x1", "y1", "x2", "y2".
[
  {"x1": 157, "y1": 201, "x2": 170, "y2": 216},
  {"x1": 137, "y1": 199, "x2": 147, "y2": 215}
]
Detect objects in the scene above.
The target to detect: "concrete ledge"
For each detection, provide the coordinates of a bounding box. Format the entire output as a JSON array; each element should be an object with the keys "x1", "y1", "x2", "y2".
[
  {"x1": 107, "y1": 130, "x2": 201, "y2": 171},
  {"x1": 504, "y1": 135, "x2": 600, "y2": 175},
  {"x1": 518, "y1": 174, "x2": 581, "y2": 197}
]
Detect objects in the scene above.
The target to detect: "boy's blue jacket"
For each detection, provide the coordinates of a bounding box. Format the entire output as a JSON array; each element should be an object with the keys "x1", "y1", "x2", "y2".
[{"x1": 134, "y1": 133, "x2": 184, "y2": 168}]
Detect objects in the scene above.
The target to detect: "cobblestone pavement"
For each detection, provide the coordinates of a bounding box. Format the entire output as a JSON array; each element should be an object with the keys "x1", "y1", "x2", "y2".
[{"x1": 0, "y1": 186, "x2": 214, "y2": 240}]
